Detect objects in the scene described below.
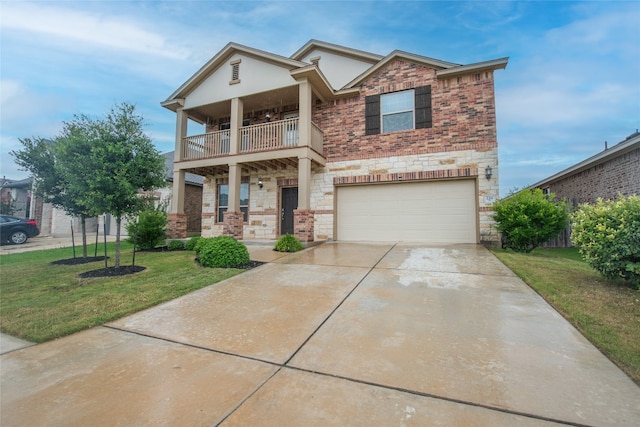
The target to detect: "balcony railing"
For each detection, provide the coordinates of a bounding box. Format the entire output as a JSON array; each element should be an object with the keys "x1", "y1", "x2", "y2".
[{"x1": 181, "y1": 118, "x2": 323, "y2": 161}]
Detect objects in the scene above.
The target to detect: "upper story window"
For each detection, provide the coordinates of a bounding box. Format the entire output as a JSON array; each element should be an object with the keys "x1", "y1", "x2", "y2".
[
  {"x1": 365, "y1": 85, "x2": 432, "y2": 135},
  {"x1": 381, "y1": 90, "x2": 414, "y2": 132},
  {"x1": 230, "y1": 59, "x2": 241, "y2": 85}
]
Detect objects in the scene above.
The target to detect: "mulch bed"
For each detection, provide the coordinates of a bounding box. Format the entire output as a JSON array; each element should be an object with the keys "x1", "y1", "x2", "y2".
[
  {"x1": 78, "y1": 266, "x2": 147, "y2": 278},
  {"x1": 77, "y1": 260, "x2": 264, "y2": 279},
  {"x1": 51, "y1": 256, "x2": 107, "y2": 266}
]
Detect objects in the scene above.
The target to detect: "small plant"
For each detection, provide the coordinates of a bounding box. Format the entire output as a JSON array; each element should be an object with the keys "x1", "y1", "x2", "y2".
[
  {"x1": 184, "y1": 236, "x2": 202, "y2": 251},
  {"x1": 493, "y1": 188, "x2": 569, "y2": 253},
  {"x1": 571, "y1": 195, "x2": 640, "y2": 287},
  {"x1": 126, "y1": 207, "x2": 167, "y2": 250},
  {"x1": 196, "y1": 236, "x2": 250, "y2": 268},
  {"x1": 274, "y1": 234, "x2": 304, "y2": 252},
  {"x1": 167, "y1": 240, "x2": 185, "y2": 251}
]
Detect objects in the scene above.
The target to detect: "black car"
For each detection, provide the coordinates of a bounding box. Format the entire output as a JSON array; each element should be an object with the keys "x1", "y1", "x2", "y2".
[{"x1": 0, "y1": 214, "x2": 40, "y2": 245}]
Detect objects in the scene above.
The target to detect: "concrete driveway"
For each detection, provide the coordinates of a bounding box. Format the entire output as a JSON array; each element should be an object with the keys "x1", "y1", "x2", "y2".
[{"x1": 2, "y1": 242, "x2": 639, "y2": 426}]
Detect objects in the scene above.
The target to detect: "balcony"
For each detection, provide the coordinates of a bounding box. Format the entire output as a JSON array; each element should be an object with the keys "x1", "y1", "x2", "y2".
[{"x1": 181, "y1": 118, "x2": 324, "y2": 162}]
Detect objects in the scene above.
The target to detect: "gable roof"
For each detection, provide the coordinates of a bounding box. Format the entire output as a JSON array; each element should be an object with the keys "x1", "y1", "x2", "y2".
[
  {"x1": 532, "y1": 131, "x2": 640, "y2": 189},
  {"x1": 161, "y1": 42, "x2": 306, "y2": 111},
  {"x1": 162, "y1": 40, "x2": 509, "y2": 109},
  {"x1": 290, "y1": 39, "x2": 383, "y2": 63}
]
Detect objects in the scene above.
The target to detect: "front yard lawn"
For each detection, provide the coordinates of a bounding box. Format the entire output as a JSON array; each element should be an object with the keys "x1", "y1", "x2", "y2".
[
  {"x1": 0, "y1": 243, "x2": 245, "y2": 342},
  {"x1": 492, "y1": 247, "x2": 640, "y2": 386}
]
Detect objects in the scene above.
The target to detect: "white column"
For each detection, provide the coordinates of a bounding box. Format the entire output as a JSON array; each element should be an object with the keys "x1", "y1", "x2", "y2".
[
  {"x1": 228, "y1": 163, "x2": 241, "y2": 212},
  {"x1": 229, "y1": 98, "x2": 243, "y2": 155},
  {"x1": 174, "y1": 106, "x2": 187, "y2": 161},
  {"x1": 298, "y1": 79, "x2": 312, "y2": 147},
  {"x1": 171, "y1": 170, "x2": 185, "y2": 214},
  {"x1": 298, "y1": 157, "x2": 311, "y2": 210}
]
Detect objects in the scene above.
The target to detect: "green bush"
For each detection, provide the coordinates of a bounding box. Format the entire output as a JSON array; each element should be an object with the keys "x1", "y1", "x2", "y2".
[
  {"x1": 274, "y1": 234, "x2": 304, "y2": 252},
  {"x1": 167, "y1": 240, "x2": 185, "y2": 251},
  {"x1": 493, "y1": 188, "x2": 569, "y2": 253},
  {"x1": 184, "y1": 236, "x2": 202, "y2": 251},
  {"x1": 571, "y1": 195, "x2": 640, "y2": 287},
  {"x1": 126, "y1": 208, "x2": 167, "y2": 250},
  {"x1": 196, "y1": 236, "x2": 250, "y2": 268}
]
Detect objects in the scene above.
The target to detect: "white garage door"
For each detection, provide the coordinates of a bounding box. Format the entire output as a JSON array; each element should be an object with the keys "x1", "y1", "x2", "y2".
[{"x1": 336, "y1": 180, "x2": 477, "y2": 243}]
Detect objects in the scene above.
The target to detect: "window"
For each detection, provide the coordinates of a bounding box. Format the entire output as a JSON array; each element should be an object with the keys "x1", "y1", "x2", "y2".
[
  {"x1": 381, "y1": 90, "x2": 414, "y2": 132},
  {"x1": 217, "y1": 183, "x2": 249, "y2": 223},
  {"x1": 365, "y1": 86, "x2": 432, "y2": 135}
]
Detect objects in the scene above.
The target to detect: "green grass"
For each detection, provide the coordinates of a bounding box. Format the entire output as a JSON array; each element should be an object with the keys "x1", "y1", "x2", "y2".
[
  {"x1": 0, "y1": 242, "x2": 245, "y2": 342},
  {"x1": 492, "y1": 247, "x2": 640, "y2": 385}
]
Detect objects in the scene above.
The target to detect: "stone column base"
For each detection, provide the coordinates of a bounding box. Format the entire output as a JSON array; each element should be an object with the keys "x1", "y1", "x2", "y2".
[
  {"x1": 167, "y1": 213, "x2": 188, "y2": 239},
  {"x1": 223, "y1": 211, "x2": 244, "y2": 239},
  {"x1": 294, "y1": 209, "x2": 315, "y2": 242}
]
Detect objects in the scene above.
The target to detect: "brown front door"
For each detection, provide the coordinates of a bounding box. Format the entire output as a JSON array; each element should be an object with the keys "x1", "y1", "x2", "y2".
[{"x1": 281, "y1": 187, "x2": 298, "y2": 235}]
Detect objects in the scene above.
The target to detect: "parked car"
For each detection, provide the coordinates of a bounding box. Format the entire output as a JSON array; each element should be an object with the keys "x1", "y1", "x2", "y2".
[{"x1": 0, "y1": 215, "x2": 40, "y2": 245}]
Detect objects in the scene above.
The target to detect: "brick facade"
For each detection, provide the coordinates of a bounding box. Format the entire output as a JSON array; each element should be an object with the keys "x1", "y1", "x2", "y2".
[
  {"x1": 222, "y1": 211, "x2": 244, "y2": 239},
  {"x1": 167, "y1": 213, "x2": 188, "y2": 239},
  {"x1": 293, "y1": 209, "x2": 315, "y2": 242},
  {"x1": 314, "y1": 60, "x2": 498, "y2": 163},
  {"x1": 543, "y1": 147, "x2": 639, "y2": 204}
]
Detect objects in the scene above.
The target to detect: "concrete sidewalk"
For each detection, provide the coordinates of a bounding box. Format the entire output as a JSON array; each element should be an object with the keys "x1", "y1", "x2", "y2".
[
  {"x1": 1, "y1": 242, "x2": 639, "y2": 426},
  {"x1": 0, "y1": 235, "x2": 118, "y2": 255}
]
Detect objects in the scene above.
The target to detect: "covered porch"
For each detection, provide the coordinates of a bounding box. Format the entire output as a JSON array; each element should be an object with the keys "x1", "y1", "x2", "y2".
[{"x1": 167, "y1": 80, "x2": 326, "y2": 243}]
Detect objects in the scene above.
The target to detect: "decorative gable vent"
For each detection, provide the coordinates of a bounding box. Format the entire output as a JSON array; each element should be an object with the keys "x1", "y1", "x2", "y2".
[{"x1": 230, "y1": 59, "x2": 241, "y2": 84}]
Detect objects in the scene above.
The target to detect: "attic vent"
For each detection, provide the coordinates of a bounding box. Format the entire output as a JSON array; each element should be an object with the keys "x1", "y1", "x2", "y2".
[{"x1": 230, "y1": 59, "x2": 241, "y2": 84}]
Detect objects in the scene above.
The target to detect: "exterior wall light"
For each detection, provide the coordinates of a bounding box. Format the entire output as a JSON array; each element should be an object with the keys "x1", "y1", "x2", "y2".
[
  {"x1": 258, "y1": 177, "x2": 263, "y2": 189},
  {"x1": 485, "y1": 166, "x2": 493, "y2": 180}
]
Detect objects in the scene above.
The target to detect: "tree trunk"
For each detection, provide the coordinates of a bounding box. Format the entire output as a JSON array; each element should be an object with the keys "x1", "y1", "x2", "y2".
[
  {"x1": 81, "y1": 215, "x2": 88, "y2": 258},
  {"x1": 115, "y1": 215, "x2": 121, "y2": 268}
]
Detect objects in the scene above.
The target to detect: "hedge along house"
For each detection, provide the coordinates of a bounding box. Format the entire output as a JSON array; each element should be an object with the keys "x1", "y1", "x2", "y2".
[{"x1": 162, "y1": 40, "x2": 507, "y2": 244}]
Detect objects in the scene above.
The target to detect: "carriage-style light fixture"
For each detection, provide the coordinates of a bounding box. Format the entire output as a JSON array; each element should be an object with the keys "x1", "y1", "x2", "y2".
[
  {"x1": 258, "y1": 177, "x2": 263, "y2": 189},
  {"x1": 485, "y1": 166, "x2": 493, "y2": 180}
]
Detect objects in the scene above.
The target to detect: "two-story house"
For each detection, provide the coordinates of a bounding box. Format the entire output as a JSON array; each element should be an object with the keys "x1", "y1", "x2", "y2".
[{"x1": 162, "y1": 40, "x2": 507, "y2": 245}]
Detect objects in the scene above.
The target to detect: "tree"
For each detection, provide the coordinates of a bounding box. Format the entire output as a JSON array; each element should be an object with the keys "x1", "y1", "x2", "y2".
[
  {"x1": 11, "y1": 136, "x2": 98, "y2": 257},
  {"x1": 79, "y1": 102, "x2": 166, "y2": 267},
  {"x1": 493, "y1": 188, "x2": 569, "y2": 253}
]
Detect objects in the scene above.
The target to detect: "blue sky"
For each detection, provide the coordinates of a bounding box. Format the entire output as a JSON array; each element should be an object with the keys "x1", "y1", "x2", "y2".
[{"x1": 1, "y1": 0, "x2": 638, "y2": 196}]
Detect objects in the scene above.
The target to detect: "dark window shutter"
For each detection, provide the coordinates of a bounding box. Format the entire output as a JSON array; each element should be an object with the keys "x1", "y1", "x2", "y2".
[
  {"x1": 365, "y1": 95, "x2": 381, "y2": 135},
  {"x1": 415, "y1": 85, "x2": 432, "y2": 129}
]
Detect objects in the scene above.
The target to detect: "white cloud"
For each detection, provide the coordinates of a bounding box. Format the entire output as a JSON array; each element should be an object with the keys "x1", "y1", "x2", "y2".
[{"x1": 0, "y1": 2, "x2": 188, "y2": 60}]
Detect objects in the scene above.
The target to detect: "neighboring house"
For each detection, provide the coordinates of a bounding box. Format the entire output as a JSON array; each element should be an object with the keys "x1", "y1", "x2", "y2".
[
  {"x1": 533, "y1": 131, "x2": 640, "y2": 205},
  {"x1": 162, "y1": 40, "x2": 508, "y2": 244},
  {"x1": 157, "y1": 151, "x2": 203, "y2": 235},
  {"x1": 531, "y1": 130, "x2": 639, "y2": 248},
  {"x1": 0, "y1": 177, "x2": 33, "y2": 218}
]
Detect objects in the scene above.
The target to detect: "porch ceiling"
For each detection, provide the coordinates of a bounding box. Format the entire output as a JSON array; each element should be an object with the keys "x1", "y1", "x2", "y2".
[
  {"x1": 188, "y1": 86, "x2": 302, "y2": 122},
  {"x1": 182, "y1": 156, "x2": 318, "y2": 178}
]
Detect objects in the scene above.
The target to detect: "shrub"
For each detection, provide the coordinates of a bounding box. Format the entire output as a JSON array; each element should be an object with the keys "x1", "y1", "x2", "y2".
[
  {"x1": 274, "y1": 234, "x2": 304, "y2": 252},
  {"x1": 167, "y1": 240, "x2": 185, "y2": 251},
  {"x1": 184, "y1": 236, "x2": 202, "y2": 251},
  {"x1": 196, "y1": 236, "x2": 250, "y2": 268},
  {"x1": 126, "y1": 208, "x2": 167, "y2": 250},
  {"x1": 571, "y1": 195, "x2": 640, "y2": 287},
  {"x1": 493, "y1": 188, "x2": 569, "y2": 253}
]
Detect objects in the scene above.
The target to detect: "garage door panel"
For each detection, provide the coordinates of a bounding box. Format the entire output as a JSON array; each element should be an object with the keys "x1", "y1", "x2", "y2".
[{"x1": 337, "y1": 180, "x2": 477, "y2": 243}]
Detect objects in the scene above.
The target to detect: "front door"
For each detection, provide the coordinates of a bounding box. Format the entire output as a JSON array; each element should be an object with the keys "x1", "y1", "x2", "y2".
[{"x1": 281, "y1": 187, "x2": 298, "y2": 235}]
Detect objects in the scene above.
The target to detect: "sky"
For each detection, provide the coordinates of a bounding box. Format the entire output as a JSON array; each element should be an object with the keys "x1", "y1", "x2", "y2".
[{"x1": 1, "y1": 0, "x2": 638, "y2": 196}]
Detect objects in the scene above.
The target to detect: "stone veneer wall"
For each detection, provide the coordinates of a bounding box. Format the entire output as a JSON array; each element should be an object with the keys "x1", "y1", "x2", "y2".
[{"x1": 198, "y1": 147, "x2": 498, "y2": 243}]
